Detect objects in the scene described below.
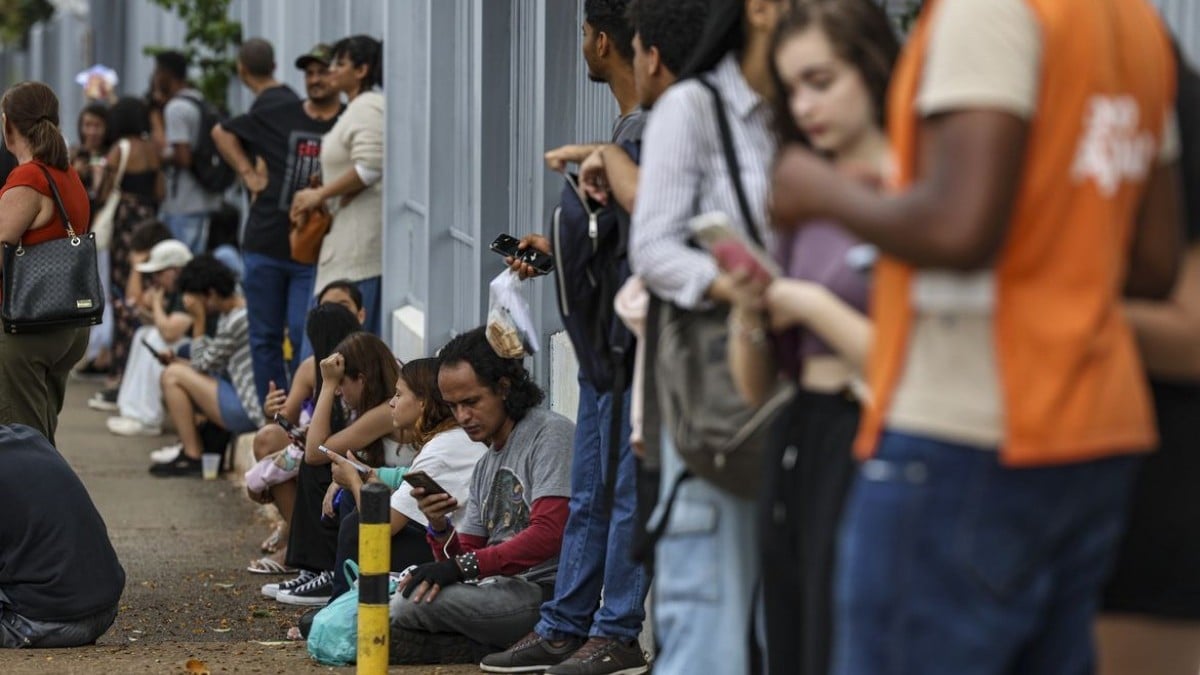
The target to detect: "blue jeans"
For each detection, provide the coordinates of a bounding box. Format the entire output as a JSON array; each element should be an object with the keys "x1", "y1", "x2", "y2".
[
  {"x1": 652, "y1": 427, "x2": 761, "y2": 675},
  {"x1": 161, "y1": 212, "x2": 209, "y2": 255},
  {"x1": 535, "y1": 378, "x2": 648, "y2": 643},
  {"x1": 832, "y1": 432, "x2": 1138, "y2": 675},
  {"x1": 242, "y1": 252, "x2": 316, "y2": 403}
]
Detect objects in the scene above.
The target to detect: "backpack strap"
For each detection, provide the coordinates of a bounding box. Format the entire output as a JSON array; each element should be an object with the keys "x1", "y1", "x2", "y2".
[{"x1": 695, "y1": 77, "x2": 764, "y2": 248}]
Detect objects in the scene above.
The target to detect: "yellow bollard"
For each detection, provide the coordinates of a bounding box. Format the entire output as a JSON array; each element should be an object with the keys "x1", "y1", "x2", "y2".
[{"x1": 357, "y1": 483, "x2": 390, "y2": 673}]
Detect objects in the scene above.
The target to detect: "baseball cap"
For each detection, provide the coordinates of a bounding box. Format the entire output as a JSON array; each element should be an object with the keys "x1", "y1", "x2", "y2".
[
  {"x1": 136, "y1": 240, "x2": 193, "y2": 274},
  {"x1": 295, "y1": 43, "x2": 333, "y2": 70}
]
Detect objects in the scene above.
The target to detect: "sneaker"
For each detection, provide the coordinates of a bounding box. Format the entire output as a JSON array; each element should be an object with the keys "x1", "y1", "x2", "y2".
[
  {"x1": 480, "y1": 631, "x2": 585, "y2": 673},
  {"x1": 545, "y1": 638, "x2": 649, "y2": 675},
  {"x1": 261, "y1": 570, "x2": 317, "y2": 600},
  {"x1": 149, "y1": 443, "x2": 183, "y2": 464},
  {"x1": 276, "y1": 569, "x2": 334, "y2": 606},
  {"x1": 71, "y1": 359, "x2": 110, "y2": 381},
  {"x1": 108, "y1": 416, "x2": 162, "y2": 437},
  {"x1": 390, "y1": 625, "x2": 494, "y2": 665},
  {"x1": 87, "y1": 388, "x2": 119, "y2": 412},
  {"x1": 148, "y1": 453, "x2": 201, "y2": 477}
]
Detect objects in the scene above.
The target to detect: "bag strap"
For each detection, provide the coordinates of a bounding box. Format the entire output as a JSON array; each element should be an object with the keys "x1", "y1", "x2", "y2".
[
  {"x1": 631, "y1": 467, "x2": 691, "y2": 563},
  {"x1": 112, "y1": 138, "x2": 131, "y2": 188},
  {"x1": 34, "y1": 164, "x2": 77, "y2": 239},
  {"x1": 695, "y1": 77, "x2": 763, "y2": 248}
]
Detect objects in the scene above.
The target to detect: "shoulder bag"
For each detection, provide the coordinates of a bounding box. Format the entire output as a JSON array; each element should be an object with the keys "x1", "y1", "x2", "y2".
[
  {"x1": 1, "y1": 165, "x2": 105, "y2": 334},
  {"x1": 289, "y1": 174, "x2": 332, "y2": 264},
  {"x1": 90, "y1": 138, "x2": 129, "y2": 251}
]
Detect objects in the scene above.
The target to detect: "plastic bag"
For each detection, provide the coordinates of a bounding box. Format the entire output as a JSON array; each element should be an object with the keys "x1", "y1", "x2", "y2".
[
  {"x1": 244, "y1": 443, "x2": 304, "y2": 495},
  {"x1": 486, "y1": 269, "x2": 539, "y2": 358}
]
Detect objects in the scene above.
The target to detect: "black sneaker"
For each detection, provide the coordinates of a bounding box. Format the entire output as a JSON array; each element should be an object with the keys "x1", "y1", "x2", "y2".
[
  {"x1": 389, "y1": 626, "x2": 494, "y2": 665},
  {"x1": 480, "y1": 631, "x2": 585, "y2": 673},
  {"x1": 148, "y1": 454, "x2": 201, "y2": 477},
  {"x1": 276, "y1": 569, "x2": 334, "y2": 606},
  {"x1": 87, "y1": 388, "x2": 119, "y2": 412},
  {"x1": 262, "y1": 570, "x2": 317, "y2": 600},
  {"x1": 546, "y1": 637, "x2": 649, "y2": 675},
  {"x1": 298, "y1": 606, "x2": 320, "y2": 639}
]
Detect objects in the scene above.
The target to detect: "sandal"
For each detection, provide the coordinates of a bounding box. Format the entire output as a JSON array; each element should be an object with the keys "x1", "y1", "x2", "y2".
[
  {"x1": 261, "y1": 524, "x2": 285, "y2": 553},
  {"x1": 247, "y1": 557, "x2": 297, "y2": 575}
]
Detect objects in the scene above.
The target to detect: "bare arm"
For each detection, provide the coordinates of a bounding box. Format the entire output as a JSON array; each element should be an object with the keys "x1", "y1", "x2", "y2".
[
  {"x1": 0, "y1": 186, "x2": 46, "y2": 253},
  {"x1": 728, "y1": 306, "x2": 777, "y2": 406},
  {"x1": 765, "y1": 280, "x2": 873, "y2": 371},
  {"x1": 1126, "y1": 161, "x2": 1184, "y2": 300},
  {"x1": 580, "y1": 145, "x2": 639, "y2": 212},
  {"x1": 282, "y1": 358, "x2": 316, "y2": 424},
  {"x1": 1125, "y1": 243, "x2": 1200, "y2": 380},
  {"x1": 168, "y1": 142, "x2": 193, "y2": 170}
]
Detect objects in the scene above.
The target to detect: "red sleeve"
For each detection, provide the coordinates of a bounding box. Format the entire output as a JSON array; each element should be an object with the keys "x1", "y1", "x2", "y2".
[{"x1": 426, "y1": 497, "x2": 569, "y2": 577}]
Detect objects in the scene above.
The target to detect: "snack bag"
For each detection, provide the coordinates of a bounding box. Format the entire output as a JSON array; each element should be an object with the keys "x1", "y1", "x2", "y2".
[{"x1": 486, "y1": 269, "x2": 539, "y2": 358}]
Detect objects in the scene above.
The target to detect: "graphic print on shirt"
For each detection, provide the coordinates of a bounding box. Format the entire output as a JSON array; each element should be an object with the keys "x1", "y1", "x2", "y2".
[
  {"x1": 1071, "y1": 96, "x2": 1156, "y2": 197},
  {"x1": 278, "y1": 130, "x2": 325, "y2": 211},
  {"x1": 482, "y1": 467, "x2": 530, "y2": 543}
]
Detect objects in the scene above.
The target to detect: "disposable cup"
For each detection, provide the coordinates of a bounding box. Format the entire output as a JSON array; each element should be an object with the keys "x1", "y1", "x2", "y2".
[{"x1": 201, "y1": 453, "x2": 221, "y2": 480}]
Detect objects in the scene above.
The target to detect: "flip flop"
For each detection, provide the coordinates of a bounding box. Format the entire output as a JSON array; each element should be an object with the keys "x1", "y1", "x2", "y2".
[
  {"x1": 247, "y1": 557, "x2": 297, "y2": 575},
  {"x1": 261, "y1": 524, "x2": 285, "y2": 553}
]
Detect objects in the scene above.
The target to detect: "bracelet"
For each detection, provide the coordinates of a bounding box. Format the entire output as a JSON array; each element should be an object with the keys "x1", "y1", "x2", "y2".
[
  {"x1": 426, "y1": 514, "x2": 453, "y2": 538},
  {"x1": 730, "y1": 315, "x2": 767, "y2": 345},
  {"x1": 455, "y1": 552, "x2": 480, "y2": 581}
]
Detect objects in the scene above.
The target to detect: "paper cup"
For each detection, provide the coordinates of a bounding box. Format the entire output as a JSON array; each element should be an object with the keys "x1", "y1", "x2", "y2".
[{"x1": 201, "y1": 453, "x2": 221, "y2": 480}]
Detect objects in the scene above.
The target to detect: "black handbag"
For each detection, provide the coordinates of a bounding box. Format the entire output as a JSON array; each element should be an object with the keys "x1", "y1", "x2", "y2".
[{"x1": 1, "y1": 165, "x2": 104, "y2": 334}]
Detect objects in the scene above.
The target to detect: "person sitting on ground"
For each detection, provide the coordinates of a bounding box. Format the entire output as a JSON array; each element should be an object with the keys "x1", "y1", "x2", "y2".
[
  {"x1": 388, "y1": 327, "x2": 574, "y2": 665},
  {"x1": 326, "y1": 357, "x2": 487, "y2": 601},
  {"x1": 265, "y1": 331, "x2": 404, "y2": 607},
  {"x1": 149, "y1": 254, "x2": 264, "y2": 476},
  {"x1": 0, "y1": 424, "x2": 125, "y2": 648},
  {"x1": 106, "y1": 232, "x2": 193, "y2": 437},
  {"x1": 245, "y1": 296, "x2": 363, "y2": 575}
]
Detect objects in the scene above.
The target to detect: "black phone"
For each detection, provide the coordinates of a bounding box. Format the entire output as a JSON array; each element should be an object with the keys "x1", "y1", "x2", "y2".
[
  {"x1": 489, "y1": 233, "x2": 555, "y2": 275},
  {"x1": 274, "y1": 413, "x2": 305, "y2": 444},
  {"x1": 403, "y1": 470, "x2": 449, "y2": 496},
  {"x1": 141, "y1": 337, "x2": 170, "y2": 364}
]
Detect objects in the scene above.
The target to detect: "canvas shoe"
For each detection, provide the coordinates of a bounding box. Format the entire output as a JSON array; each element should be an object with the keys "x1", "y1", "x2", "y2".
[
  {"x1": 149, "y1": 443, "x2": 183, "y2": 464},
  {"x1": 261, "y1": 569, "x2": 317, "y2": 600},
  {"x1": 108, "y1": 416, "x2": 162, "y2": 437},
  {"x1": 276, "y1": 569, "x2": 334, "y2": 606},
  {"x1": 87, "y1": 388, "x2": 119, "y2": 412},
  {"x1": 545, "y1": 637, "x2": 649, "y2": 675},
  {"x1": 147, "y1": 453, "x2": 201, "y2": 478},
  {"x1": 480, "y1": 631, "x2": 585, "y2": 673}
]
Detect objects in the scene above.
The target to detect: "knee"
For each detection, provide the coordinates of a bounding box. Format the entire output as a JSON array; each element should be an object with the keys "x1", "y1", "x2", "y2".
[
  {"x1": 160, "y1": 363, "x2": 185, "y2": 387},
  {"x1": 253, "y1": 425, "x2": 287, "y2": 460}
]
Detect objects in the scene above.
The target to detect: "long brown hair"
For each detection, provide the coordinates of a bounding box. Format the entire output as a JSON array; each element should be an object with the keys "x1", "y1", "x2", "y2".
[
  {"x1": 399, "y1": 358, "x2": 458, "y2": 449},
  {"x1": 769, "y1": 0, "x2": 900, "y2": 145},
  {"x1": 334, "y1": 332, "x2": 402, "y2": 465},
  {"x1": 2, "y1": 82, "x2": 69, "y2": 169}
]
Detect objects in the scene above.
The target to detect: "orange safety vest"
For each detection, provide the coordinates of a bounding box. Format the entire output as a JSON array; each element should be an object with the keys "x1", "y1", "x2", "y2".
[{"x1": 856, "y1": 0, "x2": 1176, "y2": 466}]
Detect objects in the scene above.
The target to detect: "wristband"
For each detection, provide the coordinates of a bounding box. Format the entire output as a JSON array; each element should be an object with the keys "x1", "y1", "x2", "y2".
[
  {"x1": 426, "y1": 514, "x2": 453, "y2": 538},
  {"x1": 455, "y1": 552, "x2": 480, "y2": 581}
]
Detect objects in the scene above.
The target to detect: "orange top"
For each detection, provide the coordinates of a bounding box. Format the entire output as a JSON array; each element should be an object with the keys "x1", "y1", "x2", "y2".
[
  {"x1": 856, "y1": 0, "x2": 1176, "y2": 466},
  {"x1": 0, "y1": 161, "x2": 91, "y2": 246}
]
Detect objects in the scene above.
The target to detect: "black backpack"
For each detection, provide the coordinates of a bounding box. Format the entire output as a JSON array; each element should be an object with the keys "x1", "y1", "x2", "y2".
[
  {"x1": 178, "y1": 94, "x2": 237, "y2": 193},
  {"x1": 549, "y1": 140, "x2": 641, "y2": 394}
]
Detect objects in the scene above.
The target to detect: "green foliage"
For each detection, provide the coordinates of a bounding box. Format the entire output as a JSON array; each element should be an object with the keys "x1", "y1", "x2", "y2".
[
  {"x1": 0, "y1": 0, "x2": 54, "y2": 47},
  {"x1": 143, "y1": 0, "x2": 242, "y2": 111}
]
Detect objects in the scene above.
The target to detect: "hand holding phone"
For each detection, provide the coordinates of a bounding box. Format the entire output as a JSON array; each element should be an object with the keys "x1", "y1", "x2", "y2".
[
  {"x1": 319, "y1": 445, "x2": 371, "y2": 477},
  {"x1": 689, "y1": 212, "x2": 780, "y2": 286},
  {"x1": 403, "y1": 470, "x2": 449, "y2": 496},
  {"x1": 141, "y1": 337, "x2": 172, "y2": 365},
  {"x1": 490, "y1": 233, "x2": 555, "y2": 276},
  {"x1": 274, "y1": 413, "x2": 306, "y2": 445}
]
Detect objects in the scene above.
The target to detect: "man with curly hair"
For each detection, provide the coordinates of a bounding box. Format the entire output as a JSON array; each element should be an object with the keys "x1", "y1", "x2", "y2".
[{"x1": 388, "y1": 327, "x2": 574, "y2": 665}]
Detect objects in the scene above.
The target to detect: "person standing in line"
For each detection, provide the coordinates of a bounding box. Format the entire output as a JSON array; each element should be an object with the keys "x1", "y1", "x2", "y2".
[
  {"x1": 153, "y1": 50, "x2": 222, "y2": 254},
  {"x1": 0, "y1": 81, "x2": 94, "y2": 445},
  {"x1": 769, "y1": 0, "x2": 1182, "y2": 673},
  {"x1": 212, "y1": 41, "x2": 343, "y2": 403},
  {"x1": 290, "y1": 35, "x2": 385, "y2": 336}
]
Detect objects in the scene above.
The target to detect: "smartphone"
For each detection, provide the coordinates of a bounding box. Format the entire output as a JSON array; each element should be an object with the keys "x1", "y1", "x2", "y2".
[
  {"x1": 489, "y1": 233, "x2": 556, "y2": 275},
  {"x1": 141, "y1": 337, "x2": 170, "y2": 365},
  {"x1": 689, "y1": 212, "x2": 780, "y2": 285},
  {"x1": 318, "y1": 444, "x2": 371, "y2": 477},
  {"x1": 403, "y1": 470, "x2": 449, "y2": 496},
  {"x1": 274, "y1": 413, "x2": 306, "y2": 445}
]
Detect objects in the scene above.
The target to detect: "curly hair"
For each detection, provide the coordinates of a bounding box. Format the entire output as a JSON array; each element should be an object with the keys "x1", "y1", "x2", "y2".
[
  {"x1": 399, "y1": 358, "x2": 457, "y2": 448},
  {"x1": 437, "y1": 327, "x2": 544, "y2": 422},
  {"x1": 177, "y1": 254, "x2": 236, "y2": 298}
]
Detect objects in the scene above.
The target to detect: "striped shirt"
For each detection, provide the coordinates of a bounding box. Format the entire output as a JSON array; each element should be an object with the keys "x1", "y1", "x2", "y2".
[
  {"x1": 191, "y1": 306, "x2": 264, "y2": 427},
  {"x1": 630, "y1": 53, "x2": 776, "y2": 309}
]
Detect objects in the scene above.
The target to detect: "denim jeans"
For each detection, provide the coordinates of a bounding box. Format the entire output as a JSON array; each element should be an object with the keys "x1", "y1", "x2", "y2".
[
  {"x1": 535, "y1": 378, "x2": 648, "y2": 643},
  {"x1": 242, "y1": 251, "x2": 316, "y2": 402},
  {"x1": 391, "y1": 576, "x2": 548, "y2": 649},
  {"x1": 832, "y1": 432, "x2": 1138, "y2": 675},
  {"x1": 161, "y1": 212, "x2": 209, "y2": 255},
  {"x1": 652, "y1": 427, "x2": 761, "y2": 675}
]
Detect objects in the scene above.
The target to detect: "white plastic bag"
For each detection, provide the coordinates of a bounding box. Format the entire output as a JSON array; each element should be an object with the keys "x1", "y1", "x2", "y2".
[{"x1": 486, "y1": 269, "x2": 540, "y2": 358}]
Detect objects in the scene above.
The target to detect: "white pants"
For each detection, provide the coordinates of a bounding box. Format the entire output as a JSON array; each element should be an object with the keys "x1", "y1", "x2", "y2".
[
  {"x1": 116, "y1": 326, "x2": 188, "y2": 425},
  {"x1": 85, "y1": 251, "x2": 113, "y2": 360}
]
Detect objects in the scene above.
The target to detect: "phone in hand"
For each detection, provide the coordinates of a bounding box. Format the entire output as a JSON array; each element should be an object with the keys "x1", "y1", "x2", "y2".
[
  {"x1": 319, "y1": 444, "x2": 372, "y2": 477},
  {"x1": 274, "y1": 413, "x2": 306, "y2": 445},
  {"x1": 141, "y1": 337, "x2": 171, "y2": 365},
  {"x1": 489, "y1": 233, "x2": 556, "y2": 276},
  {"x1": 403, "y1": 470, "x2": 449, "y2": 496},
  {"x1": 689, "y1": 212, "x2": 780, "y2": 285}
]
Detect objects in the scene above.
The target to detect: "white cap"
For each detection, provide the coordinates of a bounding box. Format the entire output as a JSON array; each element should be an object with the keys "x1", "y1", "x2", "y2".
[{"x1": 135, "y1": 240, "x2": 193, "y2": 274}]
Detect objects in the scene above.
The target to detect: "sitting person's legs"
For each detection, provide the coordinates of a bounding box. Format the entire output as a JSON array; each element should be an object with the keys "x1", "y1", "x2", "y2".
[
  {"x1": 330, "y1": 507, "x2": 432, "y2": 601},
  {"x1": 111, "y1": 326, "x2": 184, "y2": 434},
  {"x1": 0, "y1": 599, "x2": 118, "y2": 649}
]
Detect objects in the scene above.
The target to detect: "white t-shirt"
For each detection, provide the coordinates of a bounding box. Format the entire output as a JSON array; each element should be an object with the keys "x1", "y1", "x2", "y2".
[{"x1": 389, "y1": 427, "x2": 486, "y2": 526}]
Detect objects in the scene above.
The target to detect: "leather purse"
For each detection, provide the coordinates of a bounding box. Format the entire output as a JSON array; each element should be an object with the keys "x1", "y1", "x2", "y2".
[
  {"x1": 289, "y1": 174, "x2": 332, "y2": 264},
  {"x1": 1, "y1": 166, "x2": 105, "y2": 334}
]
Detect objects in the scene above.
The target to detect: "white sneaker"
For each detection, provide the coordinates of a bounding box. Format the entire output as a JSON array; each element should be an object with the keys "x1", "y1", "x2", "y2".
[
  {"x1": 149, "y1": 443, "x2": 183, "y2": 464},
  {"x1": 107, "y1": 416, "x2": 163, "y2": 437}
]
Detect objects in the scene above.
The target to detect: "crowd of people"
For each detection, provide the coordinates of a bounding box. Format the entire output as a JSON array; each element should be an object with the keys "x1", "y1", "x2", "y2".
[{"x1": 0, "y1": 0, "x2": 1196, "y2": 673}]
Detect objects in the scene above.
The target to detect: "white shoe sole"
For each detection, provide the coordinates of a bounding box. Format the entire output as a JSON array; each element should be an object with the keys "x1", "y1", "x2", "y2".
[{"x1": 276, "y1": 591, "x2": 331, "y2": 607}]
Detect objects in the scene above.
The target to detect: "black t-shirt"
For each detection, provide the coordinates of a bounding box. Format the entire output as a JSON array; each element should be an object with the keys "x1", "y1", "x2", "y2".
[
  {"x1": 224, "y1": 88, "x2": 341, "y2": 260},
  {"x1": 0, "y1": 425, "x2": 125, "y2": 621}
]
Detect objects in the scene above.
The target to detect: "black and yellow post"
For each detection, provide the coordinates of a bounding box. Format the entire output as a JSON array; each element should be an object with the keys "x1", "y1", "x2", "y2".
[{"x1": 357, "y1": 483, "x2": 390, "y2": 672}]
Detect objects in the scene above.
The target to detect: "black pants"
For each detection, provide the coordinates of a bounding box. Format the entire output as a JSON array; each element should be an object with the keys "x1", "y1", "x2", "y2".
[
  {"x1": 760, "y1": 390, "x2": 859, "y2": 675},
  {"x1": 330, "y1": 503, "x2": 434, "y2": 600},
  {"x1": 285, "y1": 460, "x2": 339, "y2": 572}
]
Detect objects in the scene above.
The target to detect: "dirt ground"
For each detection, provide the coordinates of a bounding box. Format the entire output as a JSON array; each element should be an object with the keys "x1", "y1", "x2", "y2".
[{"x1": 0, "y1": 381, "x2": 478, "y2": 675}]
